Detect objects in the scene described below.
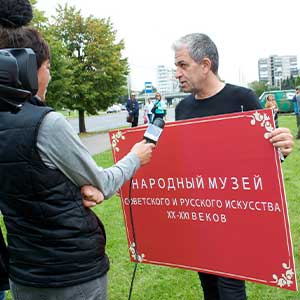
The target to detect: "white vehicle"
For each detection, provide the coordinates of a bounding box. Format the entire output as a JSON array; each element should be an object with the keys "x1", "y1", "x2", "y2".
[{"x1": 106, "y1": 104, "x2": 122, "y2": 113}]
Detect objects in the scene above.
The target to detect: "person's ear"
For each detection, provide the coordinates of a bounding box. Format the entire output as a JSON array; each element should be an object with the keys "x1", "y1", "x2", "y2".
[{"x1": 201, "y1": 58, "x2": 212, "y2": 74}]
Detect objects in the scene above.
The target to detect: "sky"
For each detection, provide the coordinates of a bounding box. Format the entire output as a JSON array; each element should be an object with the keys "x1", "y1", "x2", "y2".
[{"x1": 36, "y1": 0, "x2": 300, "y2": 91}]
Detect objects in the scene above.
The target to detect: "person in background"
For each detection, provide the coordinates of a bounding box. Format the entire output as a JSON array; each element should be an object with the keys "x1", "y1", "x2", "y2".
[
  {"x1": 0, "y1": 1, "x2": 155, "y2": 299},
  {"x1": 265, "y1": 94, "x2": 279, "y2": 127},
  {"x1": 152, "y1": 92, "x2": 165, "y2": 122},
  {"x1": 292, "y1": 87, "x2": 299, "y2": 125},
  {"x1": 161, "y1": 95, "x2": 168, "y2": 121},
  {"x1": 126, "y1": 93, "x2": 140, "y2": 127},
  {"x1": 173, "y1": 32, "x2": 294, "y2": 300},
  {"x1": 292, "y1": 87, "x2": 300, "y2": 139},
  {"x1": 144, "y1": 98, "x2": 154, "y2": 123}
]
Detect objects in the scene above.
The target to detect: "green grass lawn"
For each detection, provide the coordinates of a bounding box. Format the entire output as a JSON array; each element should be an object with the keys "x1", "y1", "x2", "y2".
[{"x1": 2, "y1": 114, "x2": 300, "y2": 300}]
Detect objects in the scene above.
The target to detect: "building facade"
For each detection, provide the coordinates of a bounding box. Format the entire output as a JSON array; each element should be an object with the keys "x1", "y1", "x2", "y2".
[
  {"x1": 156, "y1": 65, "x2": 179, "y2": 95},
  {"x1": 258, "y1": 55, "x2": 298, "y2": 87}
]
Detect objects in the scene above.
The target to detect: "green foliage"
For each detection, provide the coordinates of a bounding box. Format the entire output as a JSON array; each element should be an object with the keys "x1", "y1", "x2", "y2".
[
  {"x1": 248, "y1": 81, "x2": 267, "y2": 97},
  {"x1": 30, "y1": 3, "x2": 129, "y2": 132},
  {"x1": 30, "y1": 0, "x2": 48, "y2": 30},
  {"x1": 43, "y1": 28, "x2": 73, "y2": 110},
  {"x1": 294, "y1": 76, "x2": 300, "y2": 88},
  {"x1": 52, "y1": 5, "x2": 129, "y2": 115},
  {"x1": 251, "y1": 76, "x2": 299, "y2": 97},
  {"x1": 281, "y1": 75, "x2": 296, "y2": 90},
  {"x1": 30, "y1": 2, "x2": 75, "y2": 110}
]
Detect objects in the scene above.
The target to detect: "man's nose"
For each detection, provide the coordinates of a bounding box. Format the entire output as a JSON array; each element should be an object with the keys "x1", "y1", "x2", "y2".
[{"x1": 175, "y1": 68, "x2": 182, "y2": 79}]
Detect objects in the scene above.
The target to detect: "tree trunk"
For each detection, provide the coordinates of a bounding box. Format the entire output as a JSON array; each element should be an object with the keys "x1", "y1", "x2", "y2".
[{"x1": 78, "y1": 109, "x2": 86, "y2": 133}]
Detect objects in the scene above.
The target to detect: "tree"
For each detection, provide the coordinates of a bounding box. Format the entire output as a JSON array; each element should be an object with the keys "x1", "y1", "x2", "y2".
[
  {"x1": 248, "y1": 81, "x2": 266, "y2": 98},
  {"x1": 294, "y1": 76, "x2": 300, "y2": 88},
  {"x1": 281, "y1": 75, "x2": 295, "y2": 90},
  {"x1": 30, "y1": 0, "x2": 48, "y2": 29},
  {"x1": 31, "y1": 1, "x2": 74, "y2": 111},
  {"x1": 52, "y1": 5, "x2": 129, "y2": 132}
]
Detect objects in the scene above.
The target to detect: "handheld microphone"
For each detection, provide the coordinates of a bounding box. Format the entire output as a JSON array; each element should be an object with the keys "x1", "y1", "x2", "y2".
[{"x1": 143, "y1": 118, "x2": 165, "y2": 144}]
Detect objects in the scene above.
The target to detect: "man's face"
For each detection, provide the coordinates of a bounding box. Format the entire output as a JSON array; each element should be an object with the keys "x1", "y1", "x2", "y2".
[
  {"x1": 37, "y1": 59, "x2": 51, "y2": 101},
  {"x1": 174, "y1": 47, "x2": 205, "y2": 93}
]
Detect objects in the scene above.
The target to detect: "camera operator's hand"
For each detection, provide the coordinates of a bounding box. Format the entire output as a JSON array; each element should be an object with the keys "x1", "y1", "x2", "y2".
[
  {"x1": 81, "y1": 185, "x2": 104, "y2": 208},
  {"x1": 131, "y1": 140, "x2": 155, "y2": 165}
]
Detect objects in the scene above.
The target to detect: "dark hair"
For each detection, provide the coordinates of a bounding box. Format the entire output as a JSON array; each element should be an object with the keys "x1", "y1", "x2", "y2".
[
  {"x1": 172, "y1": 33, "x2": 219, "y2": 75},
  {"x1": 0, "y1": 0, "x2": 33, "y2": 28},
  {"x1": 0, "y1": 27, "x2": 50, "y2": 68},
  {"x1": 0, "y1": 0, "x2": 50, "y2": 68}
]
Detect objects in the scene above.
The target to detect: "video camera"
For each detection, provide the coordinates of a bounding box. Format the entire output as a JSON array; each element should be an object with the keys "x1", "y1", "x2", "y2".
[{"x1": 0, "y1": 48, "x2": 38, "y2": 111}]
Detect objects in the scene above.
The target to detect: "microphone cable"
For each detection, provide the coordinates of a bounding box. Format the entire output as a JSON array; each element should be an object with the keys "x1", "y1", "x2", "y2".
[
  {"x1": 127, "y1": 177, "x2": 139, "y2": 300},
  {"x1": 127, "y1": 120, "x2": 165, "y2": 299}
]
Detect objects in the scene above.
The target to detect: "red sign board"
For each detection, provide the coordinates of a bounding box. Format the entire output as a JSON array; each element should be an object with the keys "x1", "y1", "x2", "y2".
[{"x1": 109, "y1": 109, "x2": 297, "y2": 291}]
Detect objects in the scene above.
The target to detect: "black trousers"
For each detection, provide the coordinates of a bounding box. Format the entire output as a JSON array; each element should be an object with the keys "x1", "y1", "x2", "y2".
[
  {"x1": 131, "y1": 115, "x2": 139, "y2": 127},
  {"x1": 199, "y1": 273, "x2": 246, "y2": 300}
]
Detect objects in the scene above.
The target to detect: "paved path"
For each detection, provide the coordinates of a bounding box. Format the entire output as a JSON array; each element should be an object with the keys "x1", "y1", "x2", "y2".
[
  {"x1": 79, "y1": 107, "x2": 175, "y2": 155},
  {"x1": 80, "y1": 132, "x2": 111, "y2": 155}
]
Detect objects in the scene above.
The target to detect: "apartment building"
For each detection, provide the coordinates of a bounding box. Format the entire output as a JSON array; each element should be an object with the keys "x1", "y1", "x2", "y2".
[
  {"x1": 258, "y1": 55, "x2": 298, "y2": 87},
  {"x1": 156, "y1": 65, "x2": 179, "y2": 95}
]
